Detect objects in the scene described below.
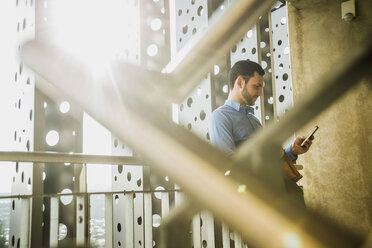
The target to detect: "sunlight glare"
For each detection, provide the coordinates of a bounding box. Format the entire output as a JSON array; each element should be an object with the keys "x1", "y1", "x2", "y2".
[{"x1": 50, "y1": 0, "x2": 138, "y2": 70}]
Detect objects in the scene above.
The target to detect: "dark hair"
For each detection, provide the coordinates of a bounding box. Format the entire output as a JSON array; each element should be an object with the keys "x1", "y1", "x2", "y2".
[{"x1": 229, "y1": 60, "x2": 265, "y2": 90}]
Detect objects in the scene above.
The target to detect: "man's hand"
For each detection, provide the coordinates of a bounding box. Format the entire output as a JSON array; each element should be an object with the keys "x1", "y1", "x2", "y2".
[{"x1": 291, "y1": 136, "x2": 313, "y2": 155}]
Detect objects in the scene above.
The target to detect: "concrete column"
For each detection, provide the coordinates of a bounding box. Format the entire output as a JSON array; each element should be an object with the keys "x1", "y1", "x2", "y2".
[{"x1": 287, "y1": 0, "x2": 372, "y2": 235}]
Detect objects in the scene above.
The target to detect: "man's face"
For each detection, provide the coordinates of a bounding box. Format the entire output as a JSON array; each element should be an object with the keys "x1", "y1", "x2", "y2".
[{"x1": 240, "y1": 72, "x2": 264, "y2": 106}]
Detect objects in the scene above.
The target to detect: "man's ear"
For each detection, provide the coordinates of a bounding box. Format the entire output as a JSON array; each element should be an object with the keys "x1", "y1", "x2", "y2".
[{"x1": 235, "y1": 76, "x2": 245, "y2": 89}]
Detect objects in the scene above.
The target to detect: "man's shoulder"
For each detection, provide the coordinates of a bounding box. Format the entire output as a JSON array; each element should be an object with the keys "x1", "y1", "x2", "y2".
[
  {"x1": 212, "y1": 104, "x2": 236, "y2": 116},
  {"x1": 211, "y1": 105, "x2": 235, "y2": 123}
]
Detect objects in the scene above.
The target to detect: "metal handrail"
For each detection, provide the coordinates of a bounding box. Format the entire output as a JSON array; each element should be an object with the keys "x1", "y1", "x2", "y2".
[
  {"x1": 0, "y1": 151, "x2": 143, "y2": 165},
  {"x1": 0, "y1": 189, "x2": 181, "y2": 200}
]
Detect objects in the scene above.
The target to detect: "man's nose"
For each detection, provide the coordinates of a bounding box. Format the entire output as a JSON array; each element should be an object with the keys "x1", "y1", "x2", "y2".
[{"x1": 258, "y1": 88, "x2": 263, "y2": 97}]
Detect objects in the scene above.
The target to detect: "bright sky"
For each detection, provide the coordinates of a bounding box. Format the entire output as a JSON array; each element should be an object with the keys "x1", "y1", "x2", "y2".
[{"x1": 83, "y1": 113, "x2": 112, "y2": 192}]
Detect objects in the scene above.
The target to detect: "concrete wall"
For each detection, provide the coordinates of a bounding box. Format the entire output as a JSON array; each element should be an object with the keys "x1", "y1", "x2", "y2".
[{"x1": 287, "y1": 0, "x2": 372, "y2": 236}]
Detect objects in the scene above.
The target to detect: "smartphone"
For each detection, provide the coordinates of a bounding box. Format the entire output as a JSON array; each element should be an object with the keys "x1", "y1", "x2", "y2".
[{"x1": 301, "y1": 126, "x2": 319, "y2": 147}]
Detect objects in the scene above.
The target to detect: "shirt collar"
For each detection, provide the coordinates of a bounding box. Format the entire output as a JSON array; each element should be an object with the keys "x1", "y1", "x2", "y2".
[{"x1": 225, "y1": 100, "x2": 254, "y2": 114}]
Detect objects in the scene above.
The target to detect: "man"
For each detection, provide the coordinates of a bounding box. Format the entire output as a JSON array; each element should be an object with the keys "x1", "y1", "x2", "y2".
[
  {"x1": 209, "y1": 59, "x2": 312, "y2": 161},
  {"x1": 209, "y1": 60, "x2": 313, "y2": 208}
]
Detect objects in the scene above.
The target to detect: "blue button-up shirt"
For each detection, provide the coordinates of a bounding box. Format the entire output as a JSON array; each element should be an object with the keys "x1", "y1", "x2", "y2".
[{"x1": 209, "y1": 100, "x2": 297, "y2": 162}]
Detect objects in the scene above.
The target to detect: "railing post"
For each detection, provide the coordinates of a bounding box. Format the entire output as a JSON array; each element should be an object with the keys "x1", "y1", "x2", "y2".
[
  {"x1": 124, "y1": 193, "x2": 134, "y2": 247},
  {"x1": 192, "y1": 214, "x2": 201, "y2": 248},
  {"x1": 20, "y1": 198, "x2": 31, "y2": 248},
  {"x1": 50, "y1": 197, "x2": 59, "y2": 248},
  {"x1": 76, "y1": 195, "x2": 86, "y2": 247},
  {"x1": 144, "y1": 193, "x2": 153, "y2": 248},
  {"x1": 222, "y1": 223, "x2": 230, "y2": 248},
  {"x1": 234, "y1": 232, "x2": 243, "y2": 248},
  {"x1": 105, "y1": 194, "x2": 113, "y2": 248}
]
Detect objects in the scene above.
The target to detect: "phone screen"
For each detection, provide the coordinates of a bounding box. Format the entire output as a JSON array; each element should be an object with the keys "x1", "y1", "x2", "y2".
[{"x1": 301, "y1": 126, "x2": 319, "y2": 147}]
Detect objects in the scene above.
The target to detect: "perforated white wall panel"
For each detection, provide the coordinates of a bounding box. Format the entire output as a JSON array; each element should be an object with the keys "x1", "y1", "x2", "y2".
[
  {"x1": 271, "y1": 6, "x2": 294, "y2": 119},
  {"x1": 112, "y1": 138, "x2": 144, "y2": 248},
  {"x1": 5, "y1": 0, "x2": 35, "y2": 191},
  {"x1": 0, "y1": 1, "x2": 35, "y2": 247},
  {"x1": 169, "y1": 0, "x2": 208, "y2": 56},
  {"x1": 230, "y1": 25, "x2": 262, "y2": 123}
]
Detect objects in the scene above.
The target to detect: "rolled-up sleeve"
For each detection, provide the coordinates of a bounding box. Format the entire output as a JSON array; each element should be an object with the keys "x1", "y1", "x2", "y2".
[
  {"x1": 209, "y1": 110, "x2": 235, "y2": 155},
  {"x1": 285, "y1": 145, "x2": 298, "y2": 163}
]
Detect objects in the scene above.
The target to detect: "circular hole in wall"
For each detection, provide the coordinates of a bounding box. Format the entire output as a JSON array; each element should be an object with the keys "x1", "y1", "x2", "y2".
[
  {"x1": 137, "y1": 216, "x2": 142, "y2": 225},
  {"x1": 60, "y1": 188, "x2": 73, "y2": 205},
  {"x1": 214, "y1": 65, "x2": 220, "y2": 75},
  {"x1": 222, "y1": 85, "x2": 229, "y2": 94},
  {"x1": 200, "y1": 110, "x2": 206, "y2": 120},
  {"x1": 231, "y1": 45, "x2": 237, "y2": 53},
  {"x1": 147, "y1": 44, "x2": 158, "y2": 57},
  {"x1": 117, "y1": 223, "x2": 122, "y2": 232},
  {"x1": 152, "y1": 214, "x2": 161, "y2": 227},
  {"x1": 27, "y1": 178, "x2": 31, "y2": 190},
  {"x1": 118, "y1": 164, "x2": 123, "y2": 174},
  {"x1": 187, "y1": 97, "x2": 193, "y2": 107},
  {"x1": 197, "y1": 6, "x2": 204, "y2": 16},
  {"x1": 127, "y1": 172, "x2": 132, "y2": 182},
  {"x1": 46, "y1": 130, "x2": 59, "y2": 146},
  {"x1": 150, "y1": 18, "x2": 162, "y2": 31},
  {"x1": 279, "y1": 95, "x2": 285, "y2": 103},
  {"x1": 282, "y1": 73, "x2": 288, "y2": 81},
  {"x1": 137, "y1": 178, "x2": 142, "y2": 187},
  {"x1": 251, "y1": 48, "x2": 256, "y2": 55},
  {"x1": 58, "y1": 223, "x2": 67, "y2": 240},
  {"x1": 262, "y1": 61, "x2": 267, "y2": 69},
  {"x1": 59, "y1": 101, "x2": 70, "y2": 114},
  {"x1": 154, "y1": 186, "x2": 164, "y2": 199},
  {"x1": 202, "y1": 240, "x2": 207, "y2": 247},
  {"x1": 182, "y1": 24, "x2": 188, "y2": 34}
]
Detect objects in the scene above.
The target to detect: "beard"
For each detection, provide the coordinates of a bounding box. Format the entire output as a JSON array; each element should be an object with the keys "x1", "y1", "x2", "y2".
[{"x1": 241, "y1": 87, "x2": 257, "y2": 106}]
